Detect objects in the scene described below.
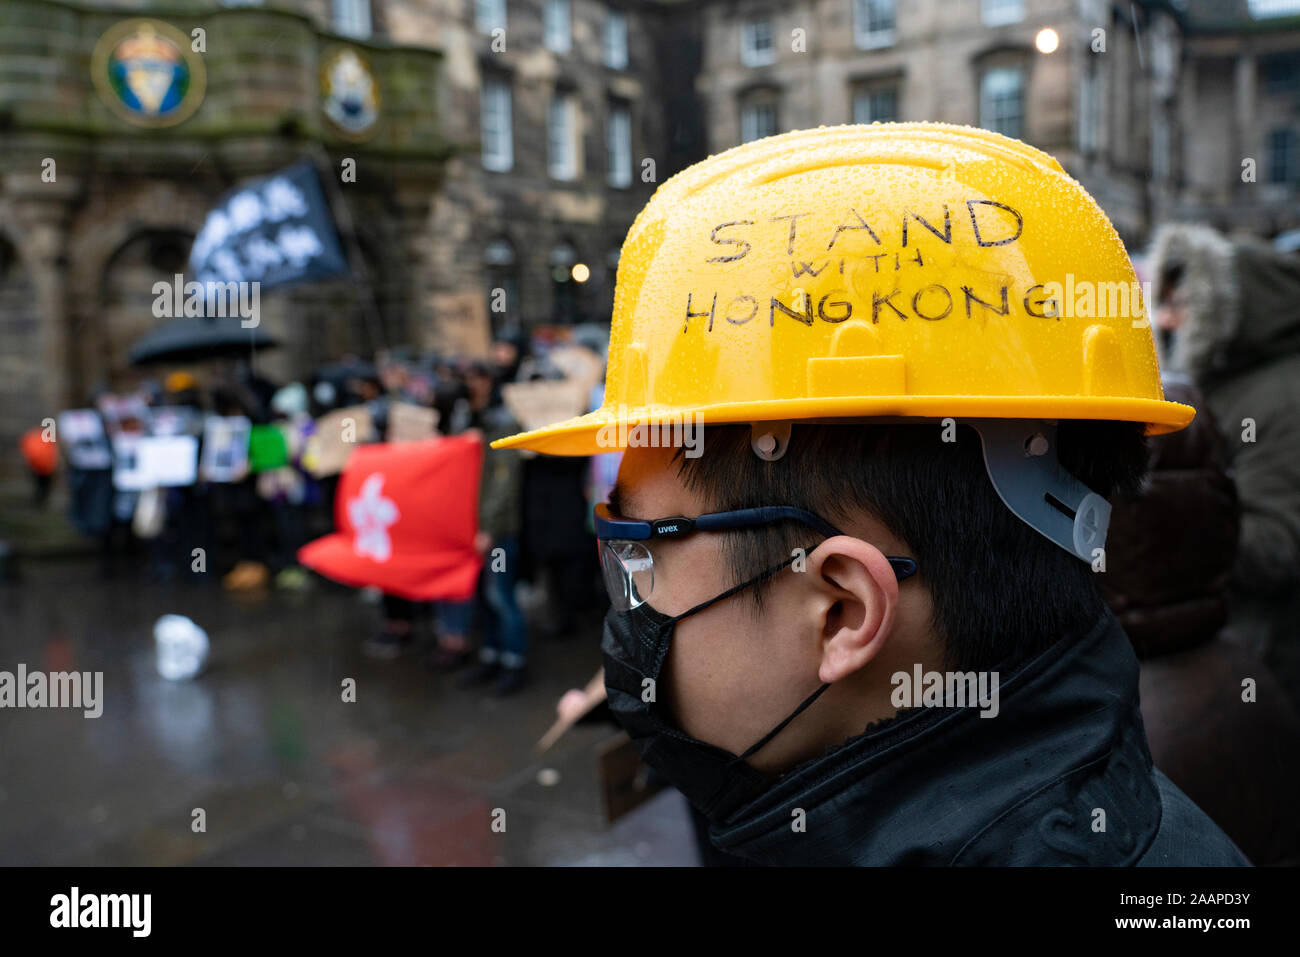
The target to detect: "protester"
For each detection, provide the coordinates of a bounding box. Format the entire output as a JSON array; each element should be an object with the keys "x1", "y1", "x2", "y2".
[
  {"x1": 456, "y1": 361, "x2": 529, "y2": 695},
  {"x1": 490, "y1": 123, "x2": 1247, "y2": 865},
  {"x1": 212, "y1": 384, "x2": 272, "y2": 592},
  {"x1": 298, "y1": 431, "x2": 485, "y2": 662},
  {"x1": 362, "y1": 363, "x2": 480, "y2": 662},
  {"x1": 1151, "y1": 224, "x2": 1300, "y2": 712},
  {"x1": 96, "y1": 391, "x2": 147, "y2": 579},
  {"x1": 1101, "y1": 378, "x2": 1300, "y2": 866},
  {"x1": 64, "y1": 401, "x2": 116, "y2": 560},
  {"x1": 521, "y1": 453, "x2": 598, "y2": 639},
  {"x1": 262, "y1": 383, "x2": 313, "y2": 590},
  {"x1": 19, "y1": 425, "x2": 57, "y2": 508},
  {"x1": 490, "y1": 333, "x2": 526, "y2": 394}
]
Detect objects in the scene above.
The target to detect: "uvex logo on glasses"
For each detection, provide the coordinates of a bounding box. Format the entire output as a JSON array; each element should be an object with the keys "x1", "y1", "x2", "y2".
[{"x1": 593, "y1": 501, "x2": 918, "y2": 612}]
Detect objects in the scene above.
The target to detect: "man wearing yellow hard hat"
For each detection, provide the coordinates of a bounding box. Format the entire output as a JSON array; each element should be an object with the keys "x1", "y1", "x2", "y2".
[{"x1": 494, "y1": 123, "x2": 1247, "y2": 865}]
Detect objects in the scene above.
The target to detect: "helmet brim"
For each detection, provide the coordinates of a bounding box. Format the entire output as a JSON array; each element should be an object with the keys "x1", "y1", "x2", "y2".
[{"x1": 490, "y1": 397, "x2": 1196, "y2": 456}]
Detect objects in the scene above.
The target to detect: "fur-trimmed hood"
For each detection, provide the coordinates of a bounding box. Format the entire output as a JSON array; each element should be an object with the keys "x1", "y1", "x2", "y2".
[{"x1": 1150, "y1": 224, "x2": 1300, "y2": 384}]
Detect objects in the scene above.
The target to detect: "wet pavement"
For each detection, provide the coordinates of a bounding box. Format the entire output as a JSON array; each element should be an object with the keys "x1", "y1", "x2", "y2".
[{"x1": 0, "y1": 559, "x2": 700, "y2": 865}]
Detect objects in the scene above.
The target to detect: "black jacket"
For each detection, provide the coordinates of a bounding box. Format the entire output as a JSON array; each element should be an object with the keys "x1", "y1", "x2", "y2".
[{"x1": 706, "y1": 611, "x2": 1249, "y2": 865}]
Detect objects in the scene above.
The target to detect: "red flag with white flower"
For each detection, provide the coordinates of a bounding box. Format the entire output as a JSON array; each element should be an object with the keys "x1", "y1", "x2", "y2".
[{"x1": 298, "y1": 434, "x2": 483, "y2": 601}]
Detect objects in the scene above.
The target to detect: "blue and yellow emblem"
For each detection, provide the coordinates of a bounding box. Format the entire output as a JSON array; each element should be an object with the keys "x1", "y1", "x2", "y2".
[
  {"x1": 92, "y1": 19, "x2": 205, "y2": 128},
  {"x1": 321, "y1": 46, "x2": 380, "y2": 140}
]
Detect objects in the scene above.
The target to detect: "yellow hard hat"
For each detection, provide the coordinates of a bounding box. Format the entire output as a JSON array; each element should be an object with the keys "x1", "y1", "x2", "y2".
[{"x1": 493, "y1": 122, "x2": 1193, "y2": 455}]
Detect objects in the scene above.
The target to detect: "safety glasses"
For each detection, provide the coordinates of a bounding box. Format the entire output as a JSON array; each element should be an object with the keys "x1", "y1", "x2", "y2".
[{"x1": 594, "y1": 502, "x2": 919, "y2": 611}]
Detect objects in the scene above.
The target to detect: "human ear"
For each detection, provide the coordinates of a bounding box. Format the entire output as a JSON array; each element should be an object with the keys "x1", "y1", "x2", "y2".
[{"x1": 807, "y1": 537, "x2": 899, "y2": 684}]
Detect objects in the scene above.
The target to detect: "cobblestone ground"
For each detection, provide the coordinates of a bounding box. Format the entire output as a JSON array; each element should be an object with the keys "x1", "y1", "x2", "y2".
[{"x1": 0, "y1": 558, "x2": 699, "y2": 866}]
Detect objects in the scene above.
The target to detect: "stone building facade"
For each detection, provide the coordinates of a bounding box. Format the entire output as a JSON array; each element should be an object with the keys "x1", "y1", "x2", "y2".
[
  {"x1": 1166, "y1": 0, "x2": 1300, "y2": 236},
  {"x1": 0, "y1": 0, "x2": 702, "y2": 479},
  {"x1": 694, "y1": 0, "x2": 1300, "y2": 245},
  {"x1": 0, "y1": 0, "x2": 455, "y2": 476},
  {"x1": 381, "y1": 0, "x2": 696, "y2": 335},
  {"x1": 2, "y1": 0, "x2": 1297, "y2": 480}
]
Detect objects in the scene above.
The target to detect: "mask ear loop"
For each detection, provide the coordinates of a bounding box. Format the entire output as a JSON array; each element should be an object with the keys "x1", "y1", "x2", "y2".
[
  {"x1": 736, "y1": 681, "x2": 832, "y2": 762},
  {"x1": 704, "y1": 674, "x2": 831, "y2": 818},
  {"x1": 676, "y1": 547, "x2": 834, "y2": 816},
  {"x1": 732, "y1": 527, "x2": 864, "y2": 759},
  {"x1": 667, "y1": 552, "x2": 801, "y2": 623}
]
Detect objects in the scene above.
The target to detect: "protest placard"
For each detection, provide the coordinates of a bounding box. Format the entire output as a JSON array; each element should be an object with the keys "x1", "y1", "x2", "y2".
[
  {"x1": 199, "y1": 415, "x2": 251, "y2": 483},
  {"x1": 305, "y1": 405, "x2": 375, "y2": 477},
  {"x1": 387, "y1": 402, "x2": 439, "y2": 443},
  {"x1": 136, "y1": 435, "x2": 200, "y2": 487},
  {"x1": 430, "y1": 291, "x2": 492, "y2": 359},
  {"x1": 501, "y1": 379, "x2": 589, "y2": 433},
  {"x1": 57, "y1": 409, "x2": 112, "y2": 470},
  {"x1": 546, "y1": 345, "x2": 605, "y2": 392}
]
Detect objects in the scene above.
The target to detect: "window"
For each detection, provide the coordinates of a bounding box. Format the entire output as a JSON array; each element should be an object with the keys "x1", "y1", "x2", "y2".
[
  {"x1": 551, "y1": 241, "x2": 579, "y2": 323},
  {"x1": 981, "y1": 0, "x2": 1025, "y2": 26},
  {"x1": 741, "y1": 97, "x2": 779, "y2": 142},
  {"x1": 548, "y1": 93, "x2": 580, "y2": 180},
  {"x1": 1263, "y1": 52, "x2": 1300, "y2": 96},
  {"x1": 481, "y1": 75, "x2": 513, "y2": 172},
  {"x1": 853, "y1": 0, "x2": 896, "y2": 50},
  {"x1": 852, "y1": 85, "x2": 899, "y2": 124},
  {"x1": 1270, "y1": 128, "x2": 1298, "y2": 184},
  {"x1": 485, "y1": 237, "x2": 516, "y2": 266},
  {"x1": 475, "y1": 0, "x2": 506, "y2": 33},
  {"x1": 545, "y1": 0, "x2": 572, "y2": 53},
  {"x1": 1078, "y1": 65, "x2": 1099, "y2": 154},
  {"x1": 485, "y1": 238, "x2": 519, "y2": 331},
  {"x1": 550, "y1": 241, "x2": 577, "y2": 268},
  {"x1": 980, "y1": 67, "x2": 1024, "y2": 139},
  {"x1": 1249, "y1": 0, "x2": 1300, "y2": 18},
  {"x1": 741, "y1": 18, "x2": 776, "y2": 67},
  {"x1": 605, "y1": 9, "x2": 629, "y2": 70},
  {"x1": 1151, "y1": 32, "x2": 1176, "y2": 90},
  {"x1": 333, "y1": 0, "x2": 371, "y2": 39},
  {"x1": 607, "y1": 102, "x2": 632, "y2": 188},
  {"x1": 1151, "y1": 116, "x2": 1169, "y2": 180}
]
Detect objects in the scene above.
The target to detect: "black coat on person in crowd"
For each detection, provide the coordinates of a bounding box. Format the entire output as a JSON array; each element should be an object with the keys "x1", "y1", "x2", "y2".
[{"x1": 521, "y1": 454, "x2": 593, "y2": 564}]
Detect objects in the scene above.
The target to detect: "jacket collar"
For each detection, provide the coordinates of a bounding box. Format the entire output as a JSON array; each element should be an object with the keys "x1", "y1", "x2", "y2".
[{"x1": 709, "y1": 610, "x2": 1162, "y2": 865}]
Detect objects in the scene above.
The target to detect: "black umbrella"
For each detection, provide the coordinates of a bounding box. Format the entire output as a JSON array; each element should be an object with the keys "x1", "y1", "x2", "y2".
[{"x1": 128, "y1": 317, "x2": 280, "y2": 366}]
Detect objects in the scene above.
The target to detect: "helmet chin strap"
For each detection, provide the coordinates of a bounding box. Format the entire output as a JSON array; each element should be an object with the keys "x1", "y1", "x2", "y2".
[
  {"x1": 745, "y1": 417, "x2": 1111, "y2": 564},
  {"x1": 973, "y1": 419, "x2": 1111, "y2": 563}
]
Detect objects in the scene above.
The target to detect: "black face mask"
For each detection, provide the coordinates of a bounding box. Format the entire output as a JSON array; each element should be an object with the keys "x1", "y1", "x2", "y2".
[{"x1": 600, "y1": 554, "x2": 831, "y2": 823}]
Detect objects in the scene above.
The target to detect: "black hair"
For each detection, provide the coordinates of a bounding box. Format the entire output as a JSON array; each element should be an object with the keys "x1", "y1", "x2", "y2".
[{"x1": 673, "y1": 420, "x2": 1148, "y2": 673}]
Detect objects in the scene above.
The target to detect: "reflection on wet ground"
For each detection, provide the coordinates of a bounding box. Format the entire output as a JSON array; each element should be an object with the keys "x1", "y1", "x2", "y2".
[{"x1": 0, "y1": 561, "x2": 697, "y2": 865}]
